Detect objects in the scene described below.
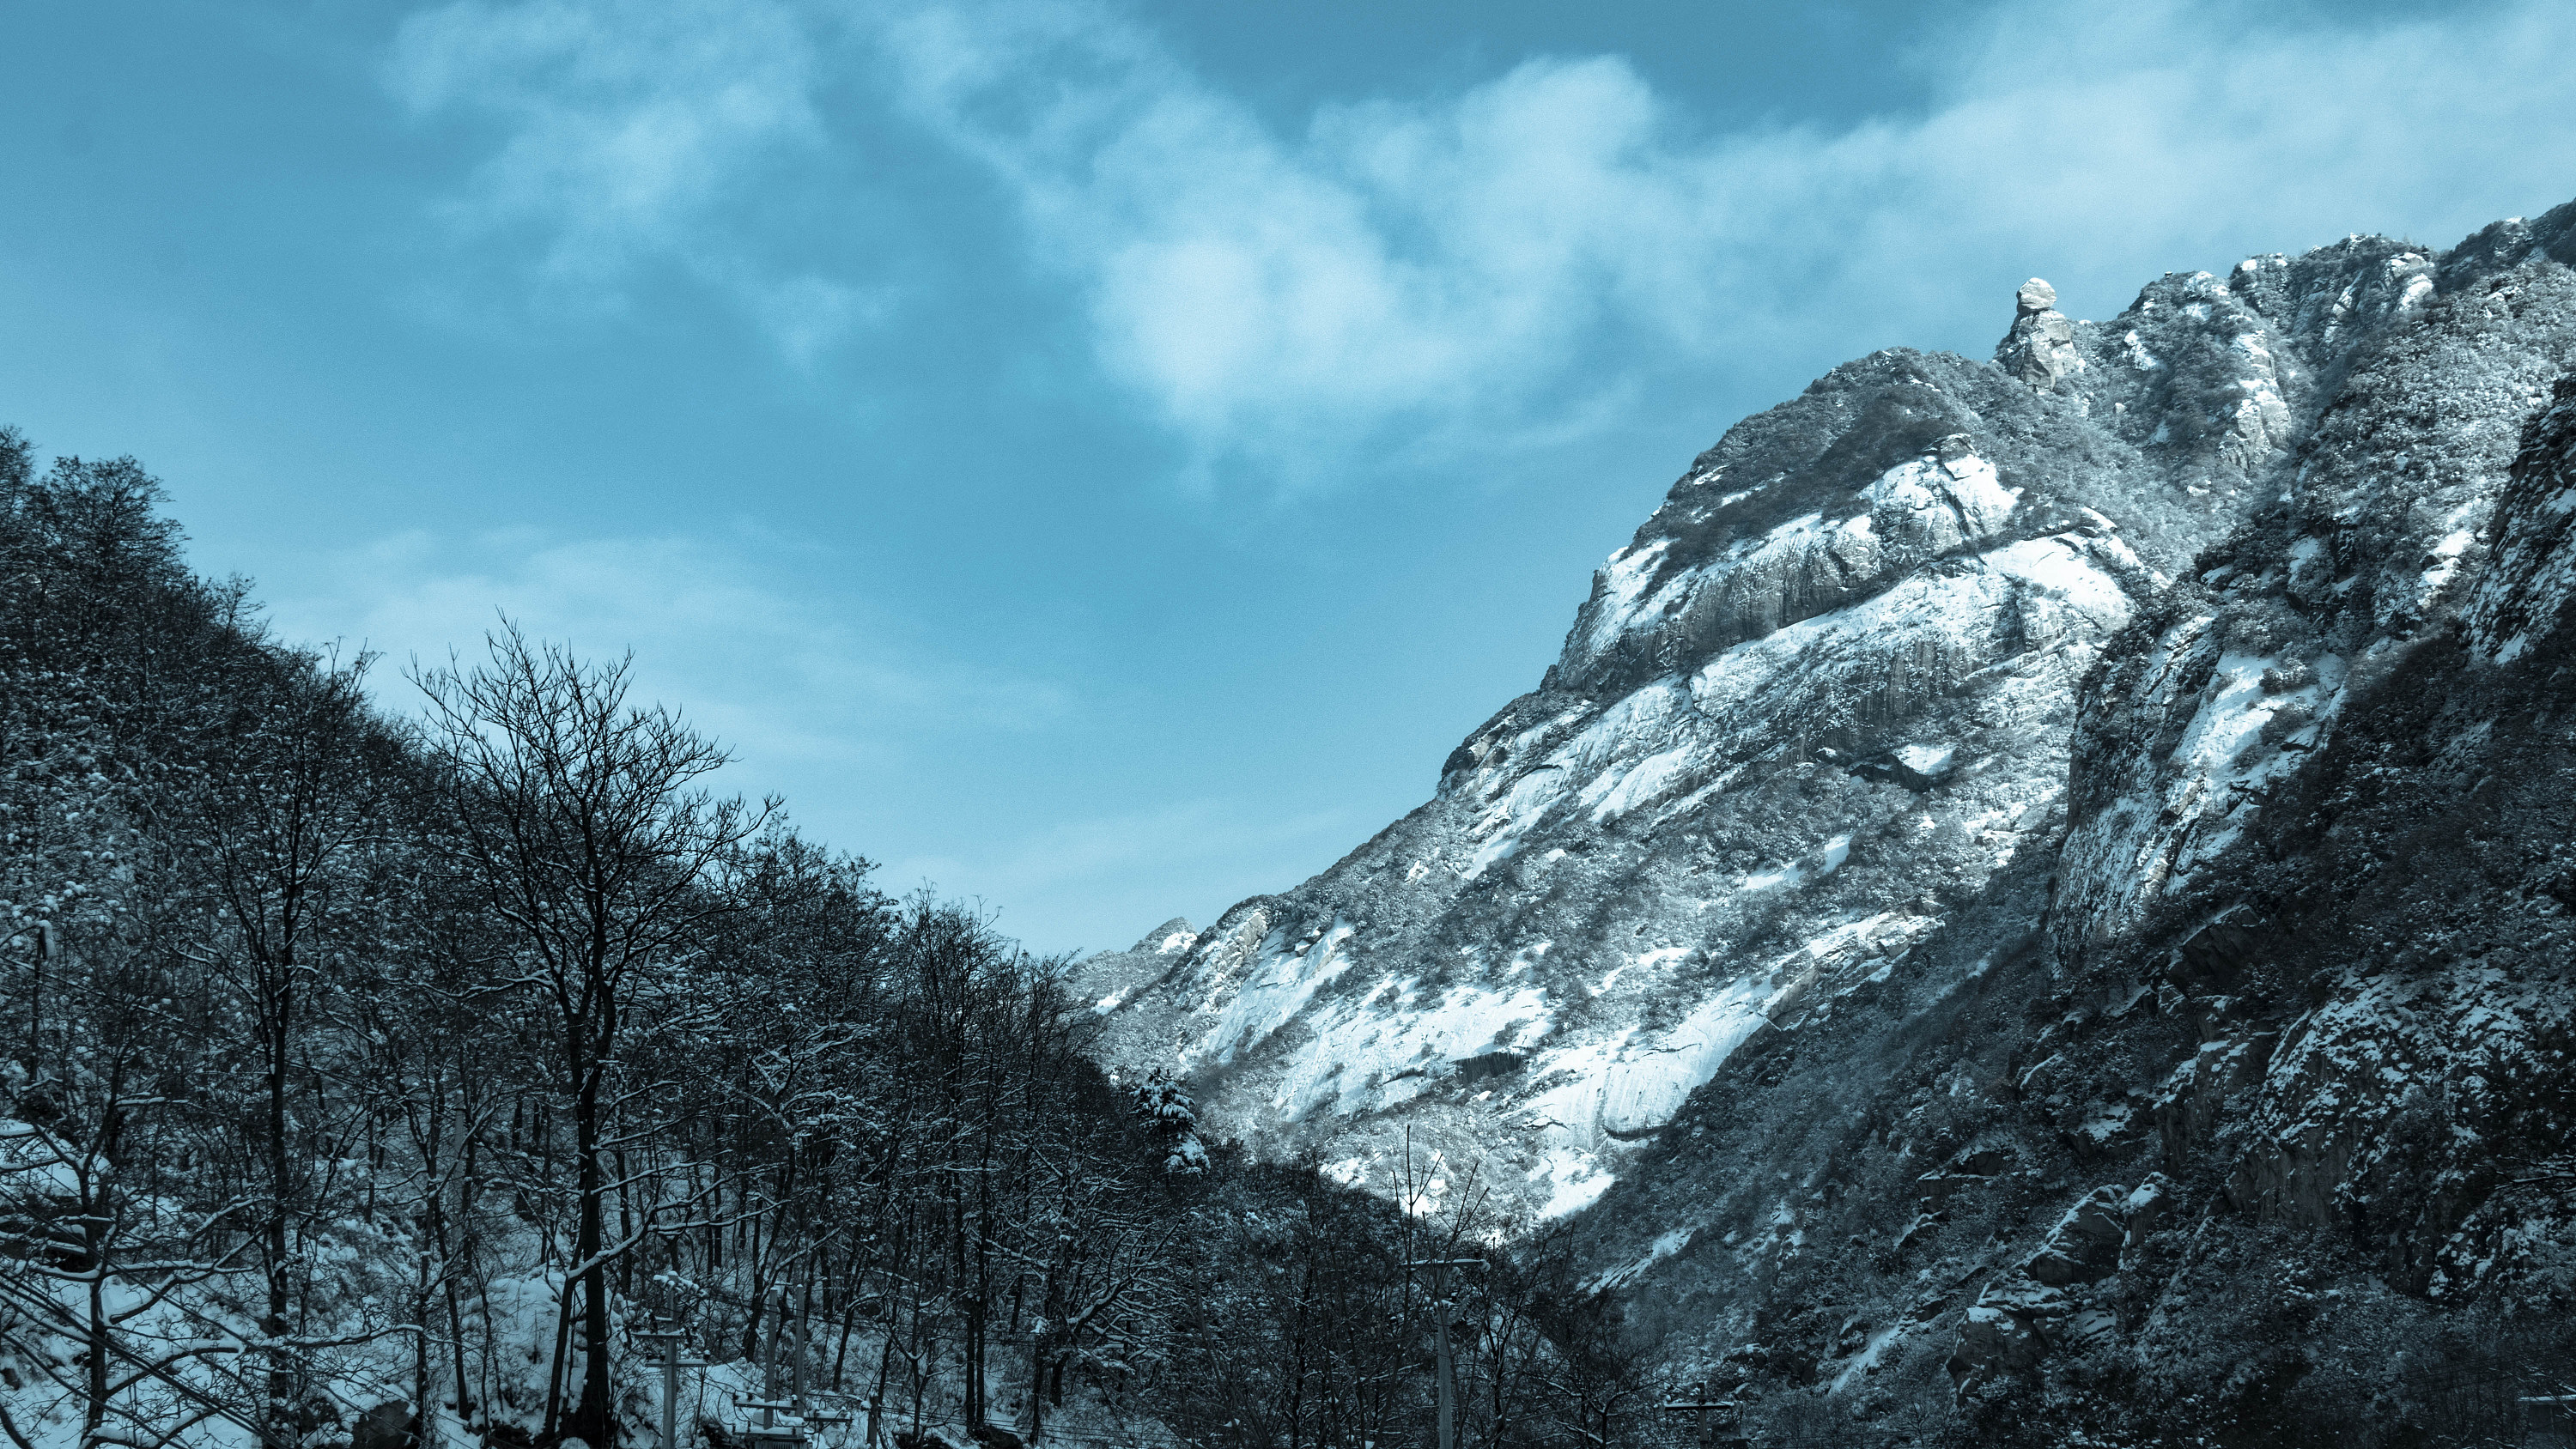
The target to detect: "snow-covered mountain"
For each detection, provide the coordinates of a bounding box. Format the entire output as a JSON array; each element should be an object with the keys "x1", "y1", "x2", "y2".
[{"x1": 1078, "y1": 199, "x2": 2576, "y2": 1434}]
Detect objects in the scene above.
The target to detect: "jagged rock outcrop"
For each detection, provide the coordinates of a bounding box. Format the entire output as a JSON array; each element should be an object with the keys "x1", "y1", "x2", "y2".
[
  {"x1": 1079, "y1": 197, "x2": 2576, "y2": 1440},
  {"x1": 1997, "y1": 278, "x2": 2081, "y2": 392},
  {"x1": 2469, "y1": 375, "x2": 2576, "y2": 660}
]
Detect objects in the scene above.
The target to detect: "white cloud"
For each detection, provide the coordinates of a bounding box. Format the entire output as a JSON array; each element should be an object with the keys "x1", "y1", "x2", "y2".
[
  {"x1": 388, "y1": 0, "x2": 2576, "y2": 476},
  {"x1": 386, "y1": 0, "x2": 888, "y2": 349},
  {"x1": 879, "y1": 0, "x2": 2576, "y2": 482},
  {"x1": 878, "y1": 6, "x2": 1709, "y2": 476}
]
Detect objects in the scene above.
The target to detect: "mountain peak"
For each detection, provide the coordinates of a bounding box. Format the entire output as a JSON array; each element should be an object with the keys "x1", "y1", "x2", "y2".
[{"x1": 1087, "y1": 193, "x2": 2576, "y2": 1429}]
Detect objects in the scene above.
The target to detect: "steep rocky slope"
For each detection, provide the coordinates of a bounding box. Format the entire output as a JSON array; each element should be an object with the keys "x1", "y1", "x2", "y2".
[{"x1": 1078, "y1": 199, "x2": 2576, "y2": 1439}]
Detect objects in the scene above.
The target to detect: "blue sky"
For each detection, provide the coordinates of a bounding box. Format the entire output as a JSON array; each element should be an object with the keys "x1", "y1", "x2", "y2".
[{"x1": 3, "y1": 0, "x2": 2571, "y2": 954}]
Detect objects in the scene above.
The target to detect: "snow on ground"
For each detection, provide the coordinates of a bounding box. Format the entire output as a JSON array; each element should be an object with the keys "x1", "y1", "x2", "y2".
[
  {"x1": 1583, "y1": 744, "x2": 1696, "y2": 823},
  {"x1": 1262, "y1": 973, "x2": 1555, "y2": 1119},
  {"x1": 1480, "y1": 527, "x2": 2136, "y2": 893},
  {"x1": 0, "y1": 1250, "x2": 789, "y2": 1449},
  {"x1": 2061, "y1": 623, "x2": 2350, "y2": 931},
  {"x1": 1597, "y1": 1227, "x2": 1698, "y2": 1290},
  {"x1": 1528, "y1": 1147, "x2": 1619, "y2": 1219},
  {"x1": 1466, "y1": 682, "x2": 1687, "y2": 871},
  {"x1": 1689, "y1": 530, "x2": 2135, "y2": 724},
  {"x1": 0, "y1": 1120, "x2": 83, "y2": 1196},
  {"x1": 2154, "y1": 649, "x2": 2345, "y2": 892},
  {"x1": 1198, "y1": 924, "x2": 1805, "y2": 1208},
  {"x1": 1561, "y1": 447, "x2": 2019, "y2": 682},
  {"x1": 1511, "y1": 916, "x2": 1931, "y2": 1158},
  {"x1": 1981, "y1": 533, "x2": 2139, "y2": 627},
  {"x1": 1191, "y1": 919, "x2": 1360, "y2": 1069},
  {"x1": 2403, "y1": 500, "x2": 2488, "y2": 620},
  {"x1": 1578, "y1": 538, "x2": 1674, "y2": 659},
  {"x1": 1467, "y1": 766, "x2": 1568, "y2": 874},
  {"x1": 1831, "y1": 1324, "x2": 1908, "y2": 1396},
  {"x1": 1741, "y1": 835, "x2": 1851, "y2": 892},
  {"x1": 1597, "y1": 947, "x2": 1692, "y2": 995},
  {"x1": 1457, "y1": 506, "x2": 2141, "y2": 906},
  {"x1": 1867, "y1": 451, "x2": 2016, "y2": 553},
  {"x1": 1596, "y1": 978, "x2": 1773, "y2": 1135}
]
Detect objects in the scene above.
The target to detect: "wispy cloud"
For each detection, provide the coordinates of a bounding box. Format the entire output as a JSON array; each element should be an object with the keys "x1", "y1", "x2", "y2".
[
  {"x1": 386, "y1": 0, "x2": 890, "y2": 354},
  {"x1": 387, "y1": 0, "x2": 2576, "y2": 476},
  {"x1": 881, "y1": 0, "x2": 2576, "y2": 482},
  {"x1": 881, "y1": 796, "x2": 1370, "y2": 954},
  {"x1": 260, "y1": 524, "x2": 1359, "y2": 952},
  {"x1": 261, "y1": 526, "x2": 1062, "y2": 779}
]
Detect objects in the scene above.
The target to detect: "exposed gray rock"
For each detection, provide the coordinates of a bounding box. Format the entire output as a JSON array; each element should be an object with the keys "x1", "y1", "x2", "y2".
[
  {"x1": 1997, "y1": 277, "x2": 2082, "y2": 391},
  {"x1": 2022, "y1": 1185, "x2": 2126, "y2": 1286},
  {"x1": 1087, "y1": 233, "x2": 2455, "y2": 1228},
  {"x1": 349, "y1": 1402, "x2": 415, "y2": 1449},
  {"x1": 1088, "y1": 195, "x2": 2576, "y2": 1441},
  {"x1": 1063, "y1": 916, "x2": 1197, "y2": 1030},
  {"x1": 2467, "y1": 376, "x2": 2576, "y2": 660},
  {"x1": 1951, "y1": 1298, "x2": 2046, "y2": 1380}
]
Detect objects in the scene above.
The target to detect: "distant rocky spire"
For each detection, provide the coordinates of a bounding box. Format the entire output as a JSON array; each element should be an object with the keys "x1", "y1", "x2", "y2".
[{"x1": 1996, "y1": 276, "x2": 2081, "y2": 391}]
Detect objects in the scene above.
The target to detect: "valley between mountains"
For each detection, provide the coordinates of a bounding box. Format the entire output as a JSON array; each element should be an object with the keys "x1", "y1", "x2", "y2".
[{"x1": 10, "y1": 196, "x2": 2576, "y2": 1449}]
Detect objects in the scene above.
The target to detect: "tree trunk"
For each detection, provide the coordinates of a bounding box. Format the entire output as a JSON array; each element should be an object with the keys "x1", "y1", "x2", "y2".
[
  {"x1": 566, "y1": 1058, "x2": 613, "y2": 1448},
  {"x1": 447, "y1": 1137, "x2": 477, "y2": 1423},
  {"x1": 82, "y1": 1258, "x2": 109, "y2": 1449},
  {"x1": 264, "y1": 969, "x2": 298, "y2": 1449}
]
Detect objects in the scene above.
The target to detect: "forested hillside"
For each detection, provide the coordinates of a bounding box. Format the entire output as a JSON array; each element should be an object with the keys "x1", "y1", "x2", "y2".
[{"x1": 0, "y1": 429, "x2": 1671, "y2": 1449}]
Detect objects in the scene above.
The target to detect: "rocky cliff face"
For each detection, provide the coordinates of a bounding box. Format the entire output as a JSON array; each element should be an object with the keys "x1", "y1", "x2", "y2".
[{"x1": 1078, "y1": 198, "x2": 2576, "y2": 1440}]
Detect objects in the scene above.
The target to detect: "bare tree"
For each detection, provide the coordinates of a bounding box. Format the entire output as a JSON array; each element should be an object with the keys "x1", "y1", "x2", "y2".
[
  {"x1": 0, "y1": 911, "x2": 260, "y2": 1449},
  {"x1": 172, "y1": 651, "x2": 393, "y2": 1449},
  {"x1": 416, "y1": 627, "x2": 770, "y2": 1449}
]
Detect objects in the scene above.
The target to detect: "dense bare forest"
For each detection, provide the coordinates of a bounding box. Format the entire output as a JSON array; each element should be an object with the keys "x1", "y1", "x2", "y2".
[{"x1": 0, "y1": 431, "x2": 1680, "y2": 1449}]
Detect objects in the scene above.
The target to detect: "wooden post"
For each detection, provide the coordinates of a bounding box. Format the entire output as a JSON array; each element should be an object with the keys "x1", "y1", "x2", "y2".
[
  {"x1": 1416, "y1": 1258, "x2": 1484, "y2": 1449},
  {"x1": 761, "y1": 1286, "x2": 787, "y2": 1433},
  {"x1": 660, "y1": 1348, "x2": 681, "y2": 1449},
  {"x1": 638, "y1": 1327, "x2": 705, "y2": 1449},
  {"x1": 1656, "y1": 1394, "x2": 1747, "y2": 1446},
  {"x1": 1435, "y1": 1300, "x2": 1456, "y2": 1449},
  {"x1": 793, "y1": 1290, "x2": 810, "y2": 1410}
]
